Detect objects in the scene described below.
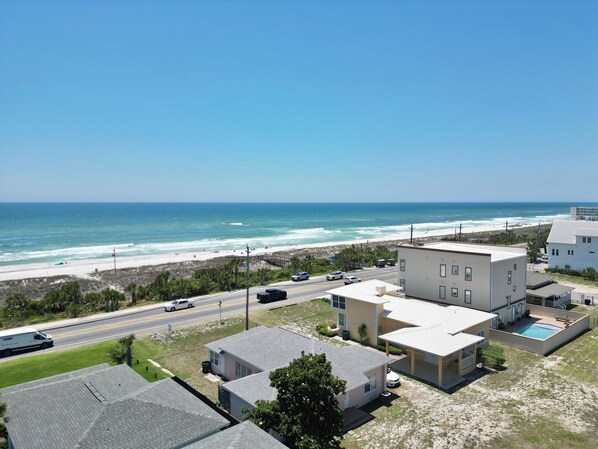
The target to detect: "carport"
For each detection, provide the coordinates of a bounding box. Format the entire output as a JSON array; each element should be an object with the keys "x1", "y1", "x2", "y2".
[{"x1": 380, "y1": 324, "x2": 483, "y2": 389}]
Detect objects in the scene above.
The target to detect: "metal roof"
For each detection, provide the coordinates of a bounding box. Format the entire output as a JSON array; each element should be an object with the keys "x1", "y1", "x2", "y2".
[
  {"x1": 526, "y1": 283, "x2": 574, "y2": 299},
  {"x1": 379, "y1": 325, "x2": 483, "y2": 357},
  {"x1": 547, "y1": 220, "x2": 598, "y2": 244}
]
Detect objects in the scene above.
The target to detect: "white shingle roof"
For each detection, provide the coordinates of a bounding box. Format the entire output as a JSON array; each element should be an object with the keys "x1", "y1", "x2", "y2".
[{"x1": 548, "y1": 220, "x2": 598, "y2": 244}]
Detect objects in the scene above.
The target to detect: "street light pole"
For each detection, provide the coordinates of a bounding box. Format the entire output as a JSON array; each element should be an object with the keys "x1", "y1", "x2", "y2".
[
  {"x1": 245, "y1": 244, "x2": 250, "y2": 331},
  {"x1": 218, "y1": 300, "x2": 223, "y2": 325}
]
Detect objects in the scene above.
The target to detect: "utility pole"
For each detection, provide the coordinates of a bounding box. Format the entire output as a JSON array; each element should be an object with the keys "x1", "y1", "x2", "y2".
[
  {"x1": 505, "y1": 221, "x2": 509, "y2": 239},
  {"x1": 410, "y1": 224, "x2": 414, "y2": 244},
  {"x1": 112, "y1": 246, "x2": 117, "y2": 285},
  {"x1": 218, "y1": 300, "x2": 223, "y2": 325},
  {"x1": 245, "y1": 244, "x2": 250, "y2": 331},
  {"x1": 459, "y1": 223, "x2": 462, "y2": 242}
]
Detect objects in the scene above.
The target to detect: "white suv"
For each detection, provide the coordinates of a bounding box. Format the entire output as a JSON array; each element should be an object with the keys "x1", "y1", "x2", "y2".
[
  {"x1": 344, "y1": 275, "x2": 361, "y2": 285},
  {"x1": 291, "y1": 272, "x2": 310, "y2": 282},
  {"x1": 326, "y1": 271, "x2": 344, "y2": 281},
  {"x1": 164, "y1": 299, "x2": 194, "y2": 312}
]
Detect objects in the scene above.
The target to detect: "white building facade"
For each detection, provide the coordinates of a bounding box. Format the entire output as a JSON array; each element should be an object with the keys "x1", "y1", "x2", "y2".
[
  {"x1": 546, "y1": 220, "x2": 598, "y2": 270},
  {"x1": 397, "y1": 242, "x2": 528, "y2": 326}
]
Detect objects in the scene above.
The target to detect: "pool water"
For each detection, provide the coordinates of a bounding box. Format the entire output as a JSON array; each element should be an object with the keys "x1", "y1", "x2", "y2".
[{"x1": 515, "y1": 323, "x2": 560, "y2": 339}]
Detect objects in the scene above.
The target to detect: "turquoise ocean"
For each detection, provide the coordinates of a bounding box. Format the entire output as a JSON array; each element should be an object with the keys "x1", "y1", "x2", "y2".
[{"x1": 0, "y1": 202, "x2": 590, "y2": 266}]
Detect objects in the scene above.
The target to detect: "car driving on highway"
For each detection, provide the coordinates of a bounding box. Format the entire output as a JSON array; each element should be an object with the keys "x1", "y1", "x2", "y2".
[
  {"x1": 164, "y1": 299, "x2": 194, "y2": 312},
  {"x1": 326, "y1": 271, "x2": 344, "y2": 280},
  {"x1": 291, "y1": 272, "x2": 310, "y2": 281},
  {"x1": 257, "y1": 288, "x2": 288, "y2": 303},
  {"x1": 344, "y1": 275, "x2": 361, "y2": 284}
]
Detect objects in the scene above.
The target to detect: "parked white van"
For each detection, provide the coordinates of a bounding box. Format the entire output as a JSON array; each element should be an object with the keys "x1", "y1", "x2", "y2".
[{"x1": 0, "y1": 326, "x2": 53, "y2": 356}]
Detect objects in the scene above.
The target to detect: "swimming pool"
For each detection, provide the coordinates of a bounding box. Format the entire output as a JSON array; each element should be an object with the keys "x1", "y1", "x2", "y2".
[{"x1": 515, "y1": 323, "x2": 561, "y2": 339}]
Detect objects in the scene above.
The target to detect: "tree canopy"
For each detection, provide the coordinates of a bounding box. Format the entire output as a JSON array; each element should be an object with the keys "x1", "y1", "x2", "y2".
[{"x1": 246, "y1": 352, "x2": 346, "y2": 449}]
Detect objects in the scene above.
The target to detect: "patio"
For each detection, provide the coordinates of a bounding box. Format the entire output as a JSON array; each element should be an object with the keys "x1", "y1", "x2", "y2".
[{"x1": 390, "y1": 356, "x2": 466, "y2": 390}]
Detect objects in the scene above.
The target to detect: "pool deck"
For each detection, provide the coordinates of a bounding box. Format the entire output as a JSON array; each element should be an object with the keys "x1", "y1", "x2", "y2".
[{"x1": 506, "y1": 314, "x2": 569, "y2": 334}]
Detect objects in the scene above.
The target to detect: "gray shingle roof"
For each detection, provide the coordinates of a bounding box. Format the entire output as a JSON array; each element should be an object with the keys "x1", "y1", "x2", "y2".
[
  {"x1": 214, "y1": 326, "x2": 390, "y2": 405},
  {"x1": 222, "y1": 370, "x2": 277, "y2": 406},
  {"x1": 526, "y1": 272, "x2": 553, "y2": 289},
  {"x1": 1, "y1": 364, "x2": 228, "y2": 449},
  {"x1": 183, "y1": 421, "x2": 287, "y2": 449},
  {"x1": 205, "y1": 326, "x2": 334, "y2": 371}
]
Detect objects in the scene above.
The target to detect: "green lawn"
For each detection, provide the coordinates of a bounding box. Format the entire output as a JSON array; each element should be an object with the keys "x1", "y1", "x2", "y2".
[
  {"x1": 545, "y1": 272, "x2": 598, "y2": 288},
  {"x1": 0, "y1": 341, "x2": 115, "y2": 388}
]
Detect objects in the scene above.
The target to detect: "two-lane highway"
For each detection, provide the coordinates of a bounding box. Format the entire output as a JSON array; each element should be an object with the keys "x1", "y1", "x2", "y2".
[{"x1": 1, "y1": 267, "x2": 398, "y2": 361}]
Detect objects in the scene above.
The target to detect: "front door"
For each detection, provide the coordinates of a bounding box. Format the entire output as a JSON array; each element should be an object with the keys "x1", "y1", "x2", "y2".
[{"x1": 343, "y1": 392, "x2": 350, "y2": 409}]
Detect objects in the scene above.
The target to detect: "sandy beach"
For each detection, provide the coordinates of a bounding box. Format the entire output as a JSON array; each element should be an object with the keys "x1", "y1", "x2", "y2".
[{"x1": 0, "y1": 220, "x2": 549, "y2": 283}]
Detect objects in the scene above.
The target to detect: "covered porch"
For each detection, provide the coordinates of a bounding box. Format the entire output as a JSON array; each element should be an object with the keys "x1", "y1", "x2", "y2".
[{"x1": 380, "y1": 325, "x2": 482, "y2": 390}]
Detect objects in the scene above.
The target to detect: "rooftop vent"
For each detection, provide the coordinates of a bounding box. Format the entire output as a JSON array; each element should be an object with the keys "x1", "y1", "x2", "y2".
[{"x1": 376, "y1": 286, "x2": 387, "y2": 296}]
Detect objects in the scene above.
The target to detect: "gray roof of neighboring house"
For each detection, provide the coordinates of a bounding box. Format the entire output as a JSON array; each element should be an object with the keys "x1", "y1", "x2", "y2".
[
  {"x1": 184, "y1": 421, "x2": 287, "y2": 449},
  {"x1": 547, "y1": 220, "x2": 598, "y2": 244},
  {"x1": 205, "y1": 326, "x2": 334, "y2": 371},
  {"x1": 222, "y1": 370, "x2": 277, "y2": 409},
  {"x1": 526, "y1": 283, "x2": 574, "y2": 299},
  {"x1": 1, "y1": 364, "x2": 229, "y2": 449},
  {"x1": 526, "y1": 272, "x2": 554, "y2": 289},
  {"x1": 216, "y1": 326, "x2": 390, "y2": 406}
]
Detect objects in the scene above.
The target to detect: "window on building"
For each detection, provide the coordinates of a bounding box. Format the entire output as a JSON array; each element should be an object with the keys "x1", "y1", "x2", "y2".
[
  {"x1": 572, "y1": 250, "x2": 574, "y2": 255},
  {"x1": 507, "y1": 271, "x2": 512, "y2": 285},
  {"x1": 439, "y1": 285, "x2": 446, "y2": 299},
  {"x1": 552, "y1": 248, "x2": 555, "y2": 256},
  {"x1": 452, "y1": 265, "x2": 459, "y2": 275},
  {"x1": 400, "y1": 259, "x2": 406, "y2": 272},
  {"x1": 451, "y1": 287, "x2": 458, "y2": 297},
  {"x1": 332, "y1": 295, "x2": 346, "y2": 310},
  {"x1": 210, "y1": 351, "x2": 220, "y2": 367},
  {"x1": 476, "y1": 329, "x2": 486, "y2": 347},
  {"x1": 440, "y1": 264, "x2": 446, "y2": 277},
  {"x1": 364, "y1": 374, "x2": 376, "y2": 393},
  {"x1": 583, "y1": 237, "x2": 587, "y2": 243},
  {"x1": 556, "y1": 249, "x2": 559, "y2": 256},
  {"x1": 507, "y1": 295, "x2": 511, "y2": 309},
  {"x1": 399, "y1": 278, "x2": 405, "y2": 291},
  {"x1": 465, "y1": 267, "x2": 472, "y2": 281},
  {"x1": 464, "y1": 289, "x2": 472, "y2": 304},
  {"x1": 589, "y1": 237, "x2": 593, "y2": 243},
  {"x1": 338, "y1": 313, "x2": 346, "y2": 328},
  {"x1": 514, "y1": 263, "x2": 517, "y2": 270},
  {"x1": 235, "y1": 361, "x2": 253, "y2": 379}
]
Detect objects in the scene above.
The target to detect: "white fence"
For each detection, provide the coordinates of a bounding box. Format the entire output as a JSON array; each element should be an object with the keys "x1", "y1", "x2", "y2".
[{"x1": 571, "y1": 291, "x2": 597, "y2": 306}]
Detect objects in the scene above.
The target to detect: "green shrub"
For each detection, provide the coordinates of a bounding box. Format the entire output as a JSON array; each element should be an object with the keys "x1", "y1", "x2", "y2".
[
  {"x1": 479, "y1": 345, "x2": 506, "y2": 369},
  {"x1": 377, "y1": 344, "x2": 403, "y2": 356},
  {"x1": 0, "y1": 422, "x2": 6, "y2": 439},
  {"x1": 316, "y1": 323, "x2": 337, "y2": 338}
]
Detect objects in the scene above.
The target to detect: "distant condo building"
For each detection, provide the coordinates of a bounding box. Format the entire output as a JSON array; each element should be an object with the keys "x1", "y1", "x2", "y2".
[{"x1": 570, "y1": 206, "x2": 598, "y2": 221}]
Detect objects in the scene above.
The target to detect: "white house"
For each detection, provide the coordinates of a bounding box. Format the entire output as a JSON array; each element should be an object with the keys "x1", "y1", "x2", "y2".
[
  {"x1": 396, "y1": 242, "x2": 528, "y2": 325},
  {"x1": 546, "y1": 220, "x2": 598, "y2": 270}
]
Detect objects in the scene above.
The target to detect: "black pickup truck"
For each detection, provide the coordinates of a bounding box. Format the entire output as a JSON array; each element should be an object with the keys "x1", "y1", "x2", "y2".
[{"x1": 256, "y1": 288, "x2": 288, "y2": 303}]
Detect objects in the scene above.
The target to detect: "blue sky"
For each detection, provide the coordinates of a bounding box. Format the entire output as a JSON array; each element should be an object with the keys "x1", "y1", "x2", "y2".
[{"x1": 0, "y1": 0, "x2": 596, "y2": 202}]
